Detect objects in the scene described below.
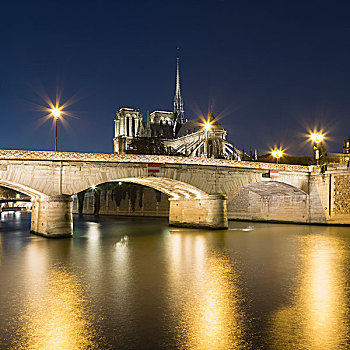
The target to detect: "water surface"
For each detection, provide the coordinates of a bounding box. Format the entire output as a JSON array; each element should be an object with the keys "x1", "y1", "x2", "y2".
[{"x1": 1, "y1": 212, "x2": 350, "y2": 349}]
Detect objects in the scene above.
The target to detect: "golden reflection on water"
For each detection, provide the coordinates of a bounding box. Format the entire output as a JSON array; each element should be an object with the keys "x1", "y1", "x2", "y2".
[
  {"x1": 270, "y1": 235, "x2": 349, "y2": 350},
  {"x1": 113, "y1": 234, "x2": 130, "y2": 293},
  {"x1": 86, "y1": 221, "x2": 102, "y2": 268},
  {"x1": 15, "y1": 265, "x2": 100, "y2": 350},
  {"x1": 168, "y1": 233, "x2": 249, "y2": 350}
]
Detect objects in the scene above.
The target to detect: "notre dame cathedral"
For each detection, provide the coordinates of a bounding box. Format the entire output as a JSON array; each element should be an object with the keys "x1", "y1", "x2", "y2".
[{"x1": 113, "y1": 54, "x2": 241, "y2": 160}]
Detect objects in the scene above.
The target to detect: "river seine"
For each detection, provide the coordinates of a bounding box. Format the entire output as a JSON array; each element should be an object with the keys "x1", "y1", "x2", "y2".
[{"x1": 0, "y1": 212, "x2": 350, "y2": 349}]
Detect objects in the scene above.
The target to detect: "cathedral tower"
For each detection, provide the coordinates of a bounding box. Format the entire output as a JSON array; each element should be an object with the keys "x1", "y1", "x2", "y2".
[{"x1": 173, "y1": 49, "x2": 185, "y2": 136}]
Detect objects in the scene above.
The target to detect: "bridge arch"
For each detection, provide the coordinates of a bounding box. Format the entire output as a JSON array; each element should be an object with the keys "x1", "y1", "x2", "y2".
[
  {"x1": 75, "y1": 176, "x2": 227, "y2": 232},
  {"x1": 227, "y1": 181, "x2": 309, "y2": 223},
  {"x1": 76, "y1": 176, "x2": 208, "y2": 200},
  {"x1": 0, "y1": 179, "x2": 73, "y2": 238},
  {"x1": 0, "y1": 180, "x2": 45, "y2": 200}
]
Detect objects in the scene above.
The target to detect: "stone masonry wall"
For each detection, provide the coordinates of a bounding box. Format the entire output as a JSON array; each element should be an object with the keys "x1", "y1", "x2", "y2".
[
  {"x1": 227, "y1": 188, "x2": 309, "y2": 223},
  {"x1": 333, "y1": 175, "x2": 350, "y2": 214}
]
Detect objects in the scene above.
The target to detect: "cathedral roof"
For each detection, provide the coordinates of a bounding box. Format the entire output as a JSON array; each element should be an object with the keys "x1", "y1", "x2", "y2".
[{"x1": 176, "y1": 115, "x2": 224, "y2": 138}]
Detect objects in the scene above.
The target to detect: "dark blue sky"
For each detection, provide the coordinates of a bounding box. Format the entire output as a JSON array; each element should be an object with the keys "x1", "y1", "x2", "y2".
[{"x1": 1, "y1": 0, "x2": 350, "y2": 155}]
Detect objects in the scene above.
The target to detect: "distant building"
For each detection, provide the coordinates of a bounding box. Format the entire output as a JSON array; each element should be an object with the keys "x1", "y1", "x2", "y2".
[
  {"x1": 113, "y1": 54, "x2": 241, "y2": 159},
  {"x1": 326, "y1": 137, "x2": 350, "y2": 163},
  {"x1": 343, "y1": 137, "x2": 350, "y2": 154}
]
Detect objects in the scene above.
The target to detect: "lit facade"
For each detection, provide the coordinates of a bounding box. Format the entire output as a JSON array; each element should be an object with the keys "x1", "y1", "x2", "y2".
[{"x1": 113, "y1": 55, "x2": 241, "y2": 160}]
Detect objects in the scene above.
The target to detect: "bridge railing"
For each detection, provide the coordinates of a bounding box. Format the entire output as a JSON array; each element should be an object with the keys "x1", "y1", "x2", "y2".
[{"x1": 0, "y1": 149, "x2": 311, "y2": 173}]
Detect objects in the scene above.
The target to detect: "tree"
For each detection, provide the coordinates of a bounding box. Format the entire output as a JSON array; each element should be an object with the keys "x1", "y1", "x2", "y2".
[{"x1": 258, "y1": 154, "x2": 315, "y2": 165}]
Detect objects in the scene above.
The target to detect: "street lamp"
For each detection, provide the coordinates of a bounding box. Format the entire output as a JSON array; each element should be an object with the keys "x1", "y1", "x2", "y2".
[
  {"x1": 310, "y1": 132, "x2": 324, "y2": 165},
  {"x1": 204, "y1": 121, "x2": 211, "y2": 131},
  {"x1": 51, "y1": 107, "x2": 62, "y2": 152},
  {"x1": 203, "y1": 120, "x2": 212, "y2": 157},
  {"x1": 272, "y1": 149, "x2": 283, "y2": 164}
]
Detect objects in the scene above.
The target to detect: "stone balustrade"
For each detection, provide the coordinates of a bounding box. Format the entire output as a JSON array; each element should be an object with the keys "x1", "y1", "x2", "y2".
[{"x1": 0, "y1": 149, "x2": 310, "y2": 172}]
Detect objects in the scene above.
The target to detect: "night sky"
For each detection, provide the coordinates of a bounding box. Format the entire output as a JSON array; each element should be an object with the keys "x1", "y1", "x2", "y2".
[{"x1": 1, "y1": 0, "x2": 350, "y2": 155}]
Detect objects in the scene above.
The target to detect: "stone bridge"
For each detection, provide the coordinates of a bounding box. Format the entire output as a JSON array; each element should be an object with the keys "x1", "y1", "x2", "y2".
[{"x1": 0, "y1": 149, "x2": 349, "y2": 237}]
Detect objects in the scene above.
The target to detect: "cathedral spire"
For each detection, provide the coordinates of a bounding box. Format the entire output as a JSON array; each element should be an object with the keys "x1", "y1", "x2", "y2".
[
  {"x1": 209, "y1": 100, "x2": 213, "y2": 118},
  {"x1": 173, "y1": 48, "x2": 185, "y2": 136},
  {"x1": 175, "y1": 49, "x2": 181, "y2": 98}
]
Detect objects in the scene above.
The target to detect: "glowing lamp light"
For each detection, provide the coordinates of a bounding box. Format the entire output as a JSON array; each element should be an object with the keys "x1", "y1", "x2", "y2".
[
  {"x1": 51, "y1": 106, "x2": 63, "y2": 152},
  {"x1": 310, "y1": 133, "x2": 324, "y2": 144},
  {"x1": 272, "y1": 150, "x2": 283, "y2": 158},
  {"x1": 204, "y1": 121, "x2": 211, "y2": 131},
  {"x1": 51, "y1": 107, "x2": 61, "y2": 118},
  {"x1": 310, "y1": 132, "x2": 324, "y2": 165},
  {"x1": 271, "y1": 149, "x2": 284, "y2": 164},
  {"x1": 91, "y1": 185, "x2": 96, "y2": 190}
]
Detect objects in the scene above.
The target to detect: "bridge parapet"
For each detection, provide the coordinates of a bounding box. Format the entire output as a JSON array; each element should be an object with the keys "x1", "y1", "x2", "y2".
[
  {"x1": 0, "y1": 149, "x2": 310, "y2": 172},
  {"x1": 325, "y1": 162, "x2": 350, "y2": 172}
]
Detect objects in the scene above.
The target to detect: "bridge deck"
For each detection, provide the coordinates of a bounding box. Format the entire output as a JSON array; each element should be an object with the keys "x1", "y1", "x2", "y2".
[{"x1": 0, "y1": 149, "x2": 310, "y2": 173}]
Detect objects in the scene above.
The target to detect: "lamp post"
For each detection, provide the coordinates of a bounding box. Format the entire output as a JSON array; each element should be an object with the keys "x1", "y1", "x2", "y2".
[
  {"x1": 310, "y1": 133, "x2": 324, "y2": 165},
  {"x1": 272, "y1": 150, "x2": 283, "y2": 164},
  {"x1": 51, "y1": 107, "x2": 61, "y2": 152},
  {"x1": 203, "y1": 121, "x2": 211, "y2": 157}
]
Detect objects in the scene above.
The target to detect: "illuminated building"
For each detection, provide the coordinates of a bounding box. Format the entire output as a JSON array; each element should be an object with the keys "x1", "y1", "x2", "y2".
[{"x1": 113, "y1": 54, "x2": 241, "y2": 159}]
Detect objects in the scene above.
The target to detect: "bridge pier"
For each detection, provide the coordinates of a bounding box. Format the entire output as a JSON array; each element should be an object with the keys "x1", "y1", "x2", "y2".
[
  {"x1": 169, "y1": 194, "x2": 228, "y2": 229},
  {"x1": 30, "y1": 195, "x2": 73, "y2": 238}
]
